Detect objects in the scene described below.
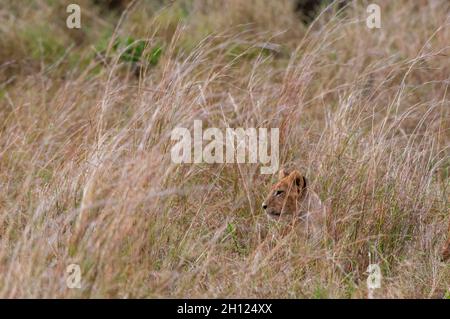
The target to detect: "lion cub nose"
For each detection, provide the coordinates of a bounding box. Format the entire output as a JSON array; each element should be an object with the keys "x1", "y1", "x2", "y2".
[{"x1": 262, "y1": 203, "x2": 267, "y2": 210}]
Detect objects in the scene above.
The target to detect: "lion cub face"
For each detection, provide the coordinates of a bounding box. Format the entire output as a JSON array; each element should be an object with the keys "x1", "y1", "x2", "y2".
[
  {"x1": 262, "y1": 169, "x2": 307, "y2": 220},
  {"x1": 442, "y1": 242, "x2": 450, "y2": 261}
]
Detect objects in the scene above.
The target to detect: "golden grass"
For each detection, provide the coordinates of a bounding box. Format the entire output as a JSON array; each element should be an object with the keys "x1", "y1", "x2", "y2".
[{"x1": 0, "y1": 0, "x2": 449, "y2": 298}]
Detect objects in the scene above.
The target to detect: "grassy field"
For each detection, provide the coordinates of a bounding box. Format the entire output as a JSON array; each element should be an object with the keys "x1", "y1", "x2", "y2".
[{"x1": 0, "y1": 0, "x2": 449, "y2": 298}]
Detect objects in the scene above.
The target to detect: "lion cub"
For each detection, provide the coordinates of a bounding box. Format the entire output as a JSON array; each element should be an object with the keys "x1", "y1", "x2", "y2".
[{"x1": 262, "y1": 168, "x2": 326, "y2": 235}]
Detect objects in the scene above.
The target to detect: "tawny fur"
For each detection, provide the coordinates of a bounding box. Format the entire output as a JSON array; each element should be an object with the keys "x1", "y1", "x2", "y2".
[{"x1": 262, "y1": 168, "x2": 326, "y2": 236}]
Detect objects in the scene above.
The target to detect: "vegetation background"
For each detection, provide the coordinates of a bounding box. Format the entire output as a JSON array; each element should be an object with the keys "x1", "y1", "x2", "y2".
[{"x1": 0, "y1": 0, "x2": 449, "y2": 298}]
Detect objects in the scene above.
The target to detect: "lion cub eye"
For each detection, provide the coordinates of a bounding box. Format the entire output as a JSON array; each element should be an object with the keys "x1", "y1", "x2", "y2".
[{"x1": 275, "y1": 190, "x2": 284, "y2": 196}]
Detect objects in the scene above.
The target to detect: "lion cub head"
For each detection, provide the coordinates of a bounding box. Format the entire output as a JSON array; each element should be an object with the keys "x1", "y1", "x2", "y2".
[
  {"x1": 262, "y1": 169, "x2": 307, "y2": 220},
  {"x1": 442, "y1": 242, "x2": 450, "y2": 261}
]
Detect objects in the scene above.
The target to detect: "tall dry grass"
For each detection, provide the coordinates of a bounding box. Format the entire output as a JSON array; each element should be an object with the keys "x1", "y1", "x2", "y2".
[{"x1": 0, "y1": 0, "x2": 449, "y2": 298}]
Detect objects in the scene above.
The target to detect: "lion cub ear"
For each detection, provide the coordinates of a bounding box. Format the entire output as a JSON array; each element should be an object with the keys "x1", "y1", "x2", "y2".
[
  {"x1": 278, "y1": 168, "x2": 289, "y2": 180},
  {"x1": 288, "y1": 170, "x2": 306, "y2": 191}
]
